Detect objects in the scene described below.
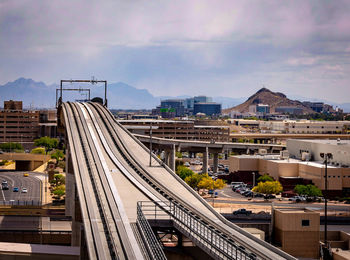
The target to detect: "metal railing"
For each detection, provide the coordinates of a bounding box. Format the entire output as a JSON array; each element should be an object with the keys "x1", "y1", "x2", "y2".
[
  {"x1": 0, "y1": 200, "x2": 41, "y2": 206},
  {"x1": 137, "y1": 201, "x2": 257, "y2": 260},
  {"x1": 136, "y1": 202, "x2": 167, "y2": 260}
]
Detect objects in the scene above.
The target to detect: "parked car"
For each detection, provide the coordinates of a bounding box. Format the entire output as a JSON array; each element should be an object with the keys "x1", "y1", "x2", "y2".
[
  {"x1": 288, "y1": 196, "x2": 306, "y2": 202},
  {"x1": 184, "y1": 162, "x2": 190, "y2": 167},
  {"x1": 264, "y1": 194, "x2": 276, "y2": 199},
  {"x1": 233, "y1": 208, "x2": 252, "y2": 216},
  {"x1": 243, "y1": 191, "x2": 254, "y2": 197},
  {"x1": 13, "y1": 187, "x2": 19, "y2": 192},
  {"x1": 254, "y1": 192, "x2": 264, "y2": 198}
]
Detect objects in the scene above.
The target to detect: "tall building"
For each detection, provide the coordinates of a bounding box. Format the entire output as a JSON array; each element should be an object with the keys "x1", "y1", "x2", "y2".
[
  {"x1": 0, "y1": 100, "x2": 40, "y2": 146},
  {"x1": 193, "y1": 102, "x2": 221, "y2": 116},
  {"x1": 159, "y1": 99, "x2": 185, "y2": 117},
  {"x1": 249, "y1": 104, "x2": 270, "y2": 115}
]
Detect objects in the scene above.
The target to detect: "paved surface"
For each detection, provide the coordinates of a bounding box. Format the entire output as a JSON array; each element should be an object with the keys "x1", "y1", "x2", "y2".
[
  {"x1": 0, "y1": 171, "x2": 42, "y2": 204},
  {"x1": 206, "y1": 185, "x2": 350, "y2": 212}
]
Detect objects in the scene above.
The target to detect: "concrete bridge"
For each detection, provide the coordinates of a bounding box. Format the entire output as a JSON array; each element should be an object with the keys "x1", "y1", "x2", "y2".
[
  {"x1": 0, "y1": 153, "x2": 50, "y2": 171},
  {"x1": 58, "y1": 102, "x2": 295, "y2": 260}
]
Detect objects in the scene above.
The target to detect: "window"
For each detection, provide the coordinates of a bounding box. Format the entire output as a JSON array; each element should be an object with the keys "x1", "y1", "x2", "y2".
[{"x1": 302, "y1": 220, "x2": 310, "y2": 226}]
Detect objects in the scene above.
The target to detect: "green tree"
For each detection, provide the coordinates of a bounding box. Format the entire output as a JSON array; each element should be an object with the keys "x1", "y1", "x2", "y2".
[
  {"x1": 53, "y1": 174, "x2": 65, "y2": 186},
  {"x1": 252, "y1": 181, "x2": 283, "y2": 197},
  {"x1": 175, "y1": 152, "x2": 182, "y2": 158},
  {"x1": 176, "y1": 165, "x2": 194, "y2": 180},
  {"x1": 294, "y1": 184, "x2": 322, "y2": 197},
  {"x1": 197, "y1": 174, "x2": 226, "y2": 191},
  {"x1": 257, "y1": 174, "x2": 274, "y2": 183},
  {"x1": 51, "y1": 149, "x2": 65, "y2": 163},
  {"x1": 34, "y1": 137, "x2": 58, "y2": 154},
  {"x1": 185, "y1": 173, "x2": 203, "y2": 191}
]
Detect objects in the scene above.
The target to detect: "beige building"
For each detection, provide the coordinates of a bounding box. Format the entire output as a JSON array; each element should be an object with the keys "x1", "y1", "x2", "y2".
[
  {"x1": 274, "y1": 208, "x2": 320, "y2": 258},
  {"x1": 119, "y1": 119, "x2": 230, "y2": 142},
  {"x1": 0, "y1": 100, "x2": 40, "y2": 144},
  {"x1": 229, "y1": 155, "x2": 350, "y2": 195}
]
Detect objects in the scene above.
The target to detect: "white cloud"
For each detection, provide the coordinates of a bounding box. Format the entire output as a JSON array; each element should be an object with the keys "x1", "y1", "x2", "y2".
[{"x1": 1, "y1": 0, "x2": 350, "y2": 102}]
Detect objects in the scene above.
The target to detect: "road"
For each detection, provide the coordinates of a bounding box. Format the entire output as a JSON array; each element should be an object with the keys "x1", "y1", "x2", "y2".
[{"x1": 0, "y1": 171, "x2": 42, "y2": 205}]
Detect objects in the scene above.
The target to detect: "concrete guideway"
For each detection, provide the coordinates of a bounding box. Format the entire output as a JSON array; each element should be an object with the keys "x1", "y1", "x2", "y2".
[
  {"x1": 96, "y1": 103, "x2": 295, "y2": 260},
  {"x1": 61, "y1": 102, "x2": 296, "y2": 260}
]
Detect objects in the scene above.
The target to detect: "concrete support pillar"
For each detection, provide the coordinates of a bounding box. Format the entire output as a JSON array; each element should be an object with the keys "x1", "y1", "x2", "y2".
[
  {"x1": 213, "y1": 153, "x2": 219, "y2": 173},
  {"x1": 202, "y1": 146, "x2": 208, "y2": 174},
  {"x1": 71, "y1": 220, "x2": 82, "y2": 247},
  {"x1": 169, "y1": 144, "x2": 176, "y2": 172},
  {"x1": 164, "y1": 150, "x2": 170, "y2": 166}
]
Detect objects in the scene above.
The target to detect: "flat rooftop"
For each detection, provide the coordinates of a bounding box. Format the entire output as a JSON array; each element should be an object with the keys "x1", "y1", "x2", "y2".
[
  {"x1": 292, "y1": 139, "x2": 350, "y2": 145},
  {"x1": 0, "y1": 242, "x2": 79, "y2": 256}
]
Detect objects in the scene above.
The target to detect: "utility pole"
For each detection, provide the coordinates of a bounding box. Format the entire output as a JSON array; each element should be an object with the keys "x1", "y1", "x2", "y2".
[
  {"x1": 149, "y1": 122, "x2": 152, "y2": 167},
  {"x1": 320, "y1": 152, "x2": 332, "y2": 259}
]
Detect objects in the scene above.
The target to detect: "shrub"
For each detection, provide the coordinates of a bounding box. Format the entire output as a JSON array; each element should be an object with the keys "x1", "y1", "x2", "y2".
[{"x1": 31, "y1": 147, "x2": 46, "y2": 154}]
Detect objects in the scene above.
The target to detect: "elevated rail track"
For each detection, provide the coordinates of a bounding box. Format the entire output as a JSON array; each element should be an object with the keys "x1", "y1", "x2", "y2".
[{"x1": 61, "y1": 102, "x2": 296, "y2": 260}]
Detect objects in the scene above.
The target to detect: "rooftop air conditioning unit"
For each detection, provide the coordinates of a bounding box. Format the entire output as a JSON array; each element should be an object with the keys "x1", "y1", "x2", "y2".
[
  {"x1": 301, "y1": 152, "x2": 310, "y2": 161},
  {"x1": 280, "y1": 150, "x2": 289, "y2": 160},
  {"x1": 258, "y1": 149, "x2": 267, "y2": 155}
]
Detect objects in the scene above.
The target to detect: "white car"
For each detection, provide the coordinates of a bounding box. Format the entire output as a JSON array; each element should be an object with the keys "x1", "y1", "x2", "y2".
[
  {"x1": 184, "y1": 162, "x2": 190, "y2": 167},
  {"x1": 288, "y1": 196, "x2": 306, "y2": 202},
  {"x1": 21, "y1": 188, "x2": 28, "y2": 193}
]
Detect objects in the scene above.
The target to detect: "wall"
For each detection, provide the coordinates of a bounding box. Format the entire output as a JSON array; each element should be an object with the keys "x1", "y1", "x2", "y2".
[{"x1": 274, "y1": 209, "x2": 320, "y2": 259}]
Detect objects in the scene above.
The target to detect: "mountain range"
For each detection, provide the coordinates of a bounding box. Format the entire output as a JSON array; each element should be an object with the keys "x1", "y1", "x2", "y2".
[{"x1": 0, "y1": 78, "x2": 349, "y2": 112}]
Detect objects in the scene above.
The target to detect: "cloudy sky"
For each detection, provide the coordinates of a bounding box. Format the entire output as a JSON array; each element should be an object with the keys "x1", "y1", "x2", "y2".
[{"x1": 1, "y1": 0, "x2": 350, "y2": 102}]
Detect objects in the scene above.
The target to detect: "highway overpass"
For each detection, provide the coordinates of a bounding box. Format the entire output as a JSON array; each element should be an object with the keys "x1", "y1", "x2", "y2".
[{"x1": 59, "y1": 102, "x2": 295, "y2": 260}]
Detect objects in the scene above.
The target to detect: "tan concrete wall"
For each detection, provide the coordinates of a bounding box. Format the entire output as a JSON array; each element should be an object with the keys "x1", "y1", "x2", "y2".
[
  {"x1": 281, "y1": 231, "x2": 320, "y2": 258},
  {"x1": 342, "y1": 168, "x2": 350, "y2": 188},
  {"x1": 277, "y1": 162, "x2": 299, "y2": 177},
  {"x1": 274, "y1": 209, "x2": 320, "y2": 258},
  {"x1": 258, "y1": 159, "x2": 267, "y2": 174},
  {"x1": 229, "y1": 156, "x2": 258, "y2": 172},
  {"x1": 274, "y1": 210, "x2": 320, "y2": 232},
  {"x1": 299, "y1": 163, "x2": 323, "y2": 188},
  {"x1": 231, "y1": 155, "x2": 348, "y2": 190}
]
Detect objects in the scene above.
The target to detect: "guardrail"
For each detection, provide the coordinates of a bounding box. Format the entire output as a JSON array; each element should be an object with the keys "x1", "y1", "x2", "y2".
[
  {"x1": 136, "y1": 202, "x2": 167, "y2": 260},
  {"x1": 0, "y1": 200, "x2": 41, "y2": 206},
  {"x1": 137, "y1": 201, "x2": 257, "y2": 260}
]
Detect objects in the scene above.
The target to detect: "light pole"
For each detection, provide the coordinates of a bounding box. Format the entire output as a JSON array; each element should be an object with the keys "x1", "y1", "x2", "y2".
[
  {"x1": 149, "y1": 122, "x2": 153, "y2": 167},
  {"x1": 320, "y1": 152, "x2": 332, "y2": 257},
  {"x1": 252, "y1": 172, "x2": 255, "y2": 199}
]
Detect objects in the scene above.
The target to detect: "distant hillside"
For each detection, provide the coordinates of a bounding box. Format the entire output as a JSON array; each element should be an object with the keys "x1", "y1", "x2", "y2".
[
  {"x1": 1, "y1": 78, "x2": 348, "y2": 111},
  {"x1": 0, "y1": 78, "x2": 159, "y2": 109},
  {"x1": 223, "y1": 88, "x2": 314, "y2": 114}
]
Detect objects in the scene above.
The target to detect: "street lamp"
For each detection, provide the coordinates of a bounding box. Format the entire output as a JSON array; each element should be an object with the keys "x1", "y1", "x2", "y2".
[
  {"x1": 149, "y1": 122, "x2": 153, "y2": 167},
  {"x1": 252, "y1": 172, "x2": 256, "y2": 199},
  {"x1": 320, "y1": 152, "x2": 332, "y2": 256}
]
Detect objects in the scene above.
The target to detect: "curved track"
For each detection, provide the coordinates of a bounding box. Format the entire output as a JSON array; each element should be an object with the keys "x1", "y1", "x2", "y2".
[{"x1": 62, "y1": 102, "x2": 295, "y2": 260}]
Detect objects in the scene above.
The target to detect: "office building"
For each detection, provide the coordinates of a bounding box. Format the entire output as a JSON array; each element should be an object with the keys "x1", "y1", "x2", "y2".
[
  {"x1": 119, "y1": 119, "x2": 230, "y2": 142},
  {"x1": 229, "y1": 139, "x2": 350, "y2": 197},
  {"x1": 275, "y1": 106, "x2": 303, "y2": 115},
  {"x1": 0, "y1": 100, "x2": 40, "y2": 146},
  {"x1": 193, "y1": 102, "x2": 221, "y2": 116}
]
